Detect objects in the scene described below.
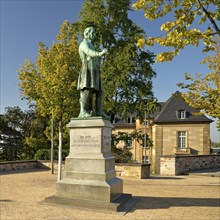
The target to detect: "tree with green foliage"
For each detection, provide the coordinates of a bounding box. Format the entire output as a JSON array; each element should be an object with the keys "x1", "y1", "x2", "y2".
[
  {"x1": 18, "y1": 21, "x2": 81, "y2": 178},
  {"x1": 73, "y1": 0, "x2": 157, "y2": 119},
  {"x1": 211, "y1": 142, "x2": 220, "y2": 148},
  {"x1": 0, "y1": 106, "x2": 49, "y2": 161},
  {"x1": 133, "y1": 0, "x2": 220, "y2": 62},
  {"x1": 22, "y1": 107, "x2": 51, "y2": 159},
  {"x1": 2, "y1": 106, "x2": 27, "y2": 161},
  {"x1": 0, "y1": 111, "x2": 19, "y2": 161}
]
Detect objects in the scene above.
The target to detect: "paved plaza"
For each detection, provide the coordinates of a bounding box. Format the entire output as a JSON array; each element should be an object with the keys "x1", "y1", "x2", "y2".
[{"x1": 0, "y1": 169, "x2": 220, "y2": 220}]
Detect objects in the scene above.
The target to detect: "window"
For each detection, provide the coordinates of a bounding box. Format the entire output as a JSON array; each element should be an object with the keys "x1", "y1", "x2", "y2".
[
  {"x1": 142, "y1": 156, "x2": 149, "y2": 163},
  {"x1": 179, "y1": 110, "x2": 186, "y2": 119},
  {"x1": 178, "y1": 131, "x2": 187, "y2": 148}
]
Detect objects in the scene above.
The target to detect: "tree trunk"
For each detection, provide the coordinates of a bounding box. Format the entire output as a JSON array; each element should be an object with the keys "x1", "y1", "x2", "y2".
[
  {"x1": 57, "y1": 120, "x2": 62, "y2": 181},
  {"x1": 51, "y1": 117, "x2": 54, "y2": 174}
]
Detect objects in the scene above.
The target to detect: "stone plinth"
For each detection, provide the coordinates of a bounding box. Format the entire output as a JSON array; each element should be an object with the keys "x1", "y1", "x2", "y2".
[
  {"x1": 115, "y1": 163, "x2": 151, "y2": 179},
  {"x1": 45, "y1": 117, "x2": 135, "y2": 212}
]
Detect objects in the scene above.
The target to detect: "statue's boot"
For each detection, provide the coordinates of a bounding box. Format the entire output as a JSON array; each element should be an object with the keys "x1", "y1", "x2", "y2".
[
  {"x1": 95, "y1": 91, "x2": 110, "y2": 119},
  {"x1": 78, "y1": 90, "x2": 93, "y2": 117}
]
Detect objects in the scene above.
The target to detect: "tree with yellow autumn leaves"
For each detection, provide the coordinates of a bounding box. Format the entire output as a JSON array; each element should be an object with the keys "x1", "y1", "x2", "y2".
[
  {"x1": 133, "y1": 0, "x2": 220, "y2": 128},
  {"x1": 18, "y1": 21, "x2": 81, "y2": 178},
  {"x1": 133, "y1": 0, "x2": 219, "y2": 61}
]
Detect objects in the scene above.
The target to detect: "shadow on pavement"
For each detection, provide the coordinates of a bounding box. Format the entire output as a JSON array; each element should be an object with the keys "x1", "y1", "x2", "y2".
[
  {"x1": 131, "y1": 196, "x2": 220, "y2": 211},
  {"x1": 148, "y1": 176, "x2": 185, "y2": 180},
  {"x1": 0, "y1": 199, "x2": 15, "y2": 202}
]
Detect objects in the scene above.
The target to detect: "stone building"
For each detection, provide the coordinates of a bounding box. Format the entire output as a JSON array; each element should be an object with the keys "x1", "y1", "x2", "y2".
[{"x1": 113, "y1": 91, "x2": 213, "y2": 174}]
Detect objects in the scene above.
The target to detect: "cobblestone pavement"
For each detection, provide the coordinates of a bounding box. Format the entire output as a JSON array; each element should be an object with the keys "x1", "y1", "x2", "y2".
[{"x1": 1, "y1": 169, "x2": 220, "y2": 220}]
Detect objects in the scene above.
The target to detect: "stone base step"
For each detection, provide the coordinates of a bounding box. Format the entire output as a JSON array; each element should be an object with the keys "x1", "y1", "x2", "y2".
[{"x1": 44, "y1": 193, "x2": 138, "y2": 214}]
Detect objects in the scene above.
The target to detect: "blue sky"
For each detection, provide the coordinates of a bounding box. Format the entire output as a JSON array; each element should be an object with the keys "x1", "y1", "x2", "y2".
[{"x1": 0, "y1": 0, "x2": 219, "y2": 142}]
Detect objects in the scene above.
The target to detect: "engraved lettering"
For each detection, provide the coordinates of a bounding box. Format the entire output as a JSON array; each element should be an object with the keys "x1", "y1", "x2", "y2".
[{"x1": 71, "y1": 134, "x2": 101, "y2": 147}]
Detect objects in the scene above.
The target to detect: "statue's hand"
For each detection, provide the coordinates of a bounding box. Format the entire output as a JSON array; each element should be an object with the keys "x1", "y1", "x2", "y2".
[{"x1": 99, "y1": 48, "x2": 108, "y2": 56}]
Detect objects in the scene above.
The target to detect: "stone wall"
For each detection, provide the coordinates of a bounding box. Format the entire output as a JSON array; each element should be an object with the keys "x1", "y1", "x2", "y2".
[
  {"x1": 38, "y1": 160, "x2": 65, "y2": 170},
  {"x1": 40, "y1": 161, "x2": 150, "y2": 179},
  {"x1": 0, "y1": 160, "x2": 150, "y2": 179},
  {"x1": 0, "y1": 160, "x2": 48, "y2": 172},
  {"x1": 160, "y1": 155, "x2": 220, "y2": 175},
  {"x1": 160, "y1": 157, "x2": 176, "y2": 175}
]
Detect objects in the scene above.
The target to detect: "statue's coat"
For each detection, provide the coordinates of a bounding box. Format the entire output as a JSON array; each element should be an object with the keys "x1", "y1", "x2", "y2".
[{"x1": 78, "y1": 39, "x2": 103, "y2": 91}]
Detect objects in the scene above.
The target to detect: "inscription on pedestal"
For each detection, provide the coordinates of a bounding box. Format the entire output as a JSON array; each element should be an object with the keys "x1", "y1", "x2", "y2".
[
  {"x1": 103, "y1": 127, "x2": 111, "y2": 147},
  {"x1": 70, "y1": 129, "x2": 101, "y2": 148}
]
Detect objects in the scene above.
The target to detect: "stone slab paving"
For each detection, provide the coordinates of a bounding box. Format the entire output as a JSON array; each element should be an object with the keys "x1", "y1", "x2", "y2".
[{"x1": 0, "y1": 169, "x2": 220, "y2": 220}]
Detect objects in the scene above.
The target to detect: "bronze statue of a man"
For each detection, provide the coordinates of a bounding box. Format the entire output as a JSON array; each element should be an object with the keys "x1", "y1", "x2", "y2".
[{"x1": 77, "y1": 27, "x2": 108, "y2": 118}]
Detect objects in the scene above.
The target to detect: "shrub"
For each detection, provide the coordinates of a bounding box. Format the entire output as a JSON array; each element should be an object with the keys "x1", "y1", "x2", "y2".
[
  {"x1": 111, "y1": 145, "x2": 132, "y2": 163},
  {"x1": 34, "y1": 149, "x2": 69, "y2": 160}
]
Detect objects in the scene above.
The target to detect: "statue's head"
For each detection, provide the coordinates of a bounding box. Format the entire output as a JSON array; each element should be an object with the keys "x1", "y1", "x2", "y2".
[{"x1": 84, "y1": 27, "x2": 95, "y2": 40}]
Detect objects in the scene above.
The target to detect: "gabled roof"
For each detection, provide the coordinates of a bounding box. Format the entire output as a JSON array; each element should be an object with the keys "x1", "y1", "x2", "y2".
[
  {"x1": 154, "y1": 91, "x2": 213, "y2": 123},
  {"x1": 113, "y1": 114, "x2": 136, "y2": 128}
]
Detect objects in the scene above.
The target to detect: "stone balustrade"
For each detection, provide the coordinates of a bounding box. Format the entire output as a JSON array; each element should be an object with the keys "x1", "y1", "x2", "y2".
[{"x1": 174, "y1": 147, "x2": 191, "y2": 155}]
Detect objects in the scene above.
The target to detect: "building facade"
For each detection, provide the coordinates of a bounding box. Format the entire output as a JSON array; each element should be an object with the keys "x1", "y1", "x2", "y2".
[{"x1": 114, "y1": 91, "x2": 213, "y2": 174}]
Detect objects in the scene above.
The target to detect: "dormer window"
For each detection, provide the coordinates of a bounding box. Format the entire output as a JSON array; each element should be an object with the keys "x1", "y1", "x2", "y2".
[
  {"x1": 127, "y1": 117, "x2": 135, "y2": 124},
  {"x1": 180, "y1": 110, "x2": 186, "y2": 119},
  {"x1": 177, "y1": 110, "x2": 187, "y2": 119}
]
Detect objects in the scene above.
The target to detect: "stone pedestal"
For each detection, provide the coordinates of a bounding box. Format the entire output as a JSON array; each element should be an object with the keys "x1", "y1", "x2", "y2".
[{"x1": 45, "y1": 118, "x2": 135, "y2": 212}]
